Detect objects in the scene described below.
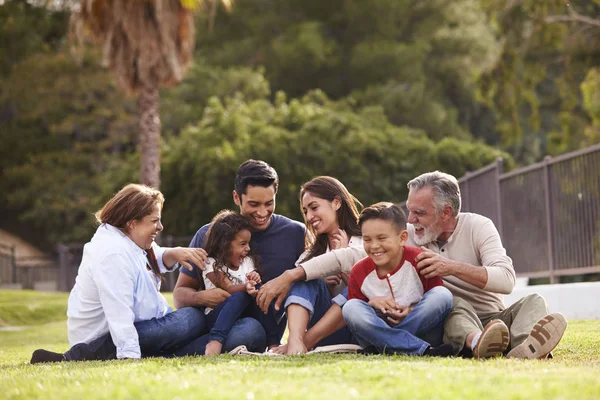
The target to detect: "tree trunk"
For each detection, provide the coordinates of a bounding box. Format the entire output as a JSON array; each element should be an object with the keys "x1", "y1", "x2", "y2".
[{"x1": 138, "y1": 83, "x2": 161, "y2": 188}]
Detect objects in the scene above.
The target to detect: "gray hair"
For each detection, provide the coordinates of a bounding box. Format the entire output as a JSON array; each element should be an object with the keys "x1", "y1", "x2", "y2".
[{"x1": 407, "y1": 171, "x2": 461, "y2": 217}]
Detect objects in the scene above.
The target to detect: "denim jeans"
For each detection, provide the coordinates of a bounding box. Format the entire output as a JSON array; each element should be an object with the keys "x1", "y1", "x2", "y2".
[
  {"x1": 173, "y1": 316, "x2": 266, "y2": 356},
  {"x1": 206, "y1": 290, "x2": 281, "y2": 347},
  {"x1": 64, "y1": 307, "x2": 206, "y2": 361},
  {"x1": 342, "y1": 286, "x2": 453, "y2": 355},
  {"x1": 284, "y1": 279, "x2": 355, "y2": 346}
]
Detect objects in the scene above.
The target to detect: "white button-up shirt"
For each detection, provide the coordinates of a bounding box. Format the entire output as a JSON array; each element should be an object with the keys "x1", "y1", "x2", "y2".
[{"x1": 67, "y1": 224, "x2": 172, "y2": 359}]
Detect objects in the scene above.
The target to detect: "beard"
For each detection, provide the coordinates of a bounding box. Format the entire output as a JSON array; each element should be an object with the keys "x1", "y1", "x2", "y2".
[{"x1": 411, "y1": 223, "x2": 442, "y2": 246}]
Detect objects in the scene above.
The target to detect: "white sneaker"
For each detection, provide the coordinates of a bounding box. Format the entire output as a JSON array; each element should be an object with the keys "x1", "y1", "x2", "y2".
[{"x1": 506, "y1": 313, "x2": 567, "y2": 359}]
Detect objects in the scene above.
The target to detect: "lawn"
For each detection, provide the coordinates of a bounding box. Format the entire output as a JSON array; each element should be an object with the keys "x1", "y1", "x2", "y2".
[{"x1": 1, "y1": 290, "x2": 599, "y2": 400}]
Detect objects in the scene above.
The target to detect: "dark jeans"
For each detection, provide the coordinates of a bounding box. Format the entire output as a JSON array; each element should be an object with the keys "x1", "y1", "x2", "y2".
[
  {"x1": 206, "y1": 289, "x2": 282, "y2": 347},
  {"x1": 64, "y1": 307, "x2": 265, "y2": 360}
]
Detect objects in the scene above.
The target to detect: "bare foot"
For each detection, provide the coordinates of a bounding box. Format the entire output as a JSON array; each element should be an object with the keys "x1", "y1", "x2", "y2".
[
  {"x1": 270, "y1": 344, "x2": 288, "y2": 355},
  {"x1": 285, "y1": 336, "x2": 307, "y2": 355},
  {"x1": 205, "y1": 340, "x2": 223, "y2": 356}
]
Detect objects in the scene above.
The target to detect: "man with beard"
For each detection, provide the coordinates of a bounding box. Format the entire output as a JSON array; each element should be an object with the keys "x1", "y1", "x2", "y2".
[{"x1": 258, "y1": 171, "x2": 567, "y2": 359}]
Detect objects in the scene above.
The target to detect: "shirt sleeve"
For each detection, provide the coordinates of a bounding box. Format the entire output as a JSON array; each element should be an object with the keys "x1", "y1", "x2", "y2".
[
  {"x1": 301, "y1": 247, "x2": 367, "y2": 280},
  {"x1": 179, "y1": 226, "x2": 208, "y2": 280},
  {"x1": 151, "y1": 242, "x2": 169, "y2": 273},
  {"x1": 347, "y1": 262, "x2": 369, "y2": 302},
  {"x1": 91, "y1": 253, "x2": 141, "y2": 359},
  {"x1": 477, "y1": 219, "x2": 516, "y2": 294}
]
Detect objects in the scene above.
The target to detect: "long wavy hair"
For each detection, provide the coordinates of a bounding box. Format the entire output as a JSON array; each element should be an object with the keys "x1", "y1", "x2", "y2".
[
  {"x1": 203, "y1": 210, "x2": 261, "y2": 281},
  {"x1": 299, "y1": 176, "x2": 362, "y2": 263}
]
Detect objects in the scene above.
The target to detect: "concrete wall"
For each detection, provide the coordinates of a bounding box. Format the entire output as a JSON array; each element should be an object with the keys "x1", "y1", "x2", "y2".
[{"x1": 504, "y1": 281, "x2": 600, "y2": 320}]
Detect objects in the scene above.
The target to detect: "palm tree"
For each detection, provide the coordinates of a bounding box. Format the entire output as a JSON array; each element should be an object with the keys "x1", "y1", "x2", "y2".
[{"x1": 71, "y1": 0, "x2": 202, "y2": 188}]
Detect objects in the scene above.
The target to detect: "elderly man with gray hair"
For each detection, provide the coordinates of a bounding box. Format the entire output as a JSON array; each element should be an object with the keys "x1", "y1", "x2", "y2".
[
  {"x1": 258, "y1": 171, "x2": 567, "y2": 359},
  {"x1": 404, "y1": 171, "x2": 566, "y2": 359}
]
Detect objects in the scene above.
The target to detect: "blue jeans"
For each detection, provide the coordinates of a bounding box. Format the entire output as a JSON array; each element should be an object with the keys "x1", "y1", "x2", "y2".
[
  {"x1": 65, "y1": 307, "x2": 206, "y2": 361},
  {"x1": 206, "y1": 290, "x2": 280, "y2": 347},
  {"x1": 342, "y1": 286, "x2": 453, "y2": 355},
  {"x1": 284, "y1": 279, "x2": 355, "y2": 346},
  {"x1": 173, "y1": 317, "x2": 266, "y2": 356}
]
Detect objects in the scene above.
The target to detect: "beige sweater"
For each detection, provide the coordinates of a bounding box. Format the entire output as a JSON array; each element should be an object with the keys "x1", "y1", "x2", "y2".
[{"x1": 301, "y1": 213, "x2": 515, "y2": 314}]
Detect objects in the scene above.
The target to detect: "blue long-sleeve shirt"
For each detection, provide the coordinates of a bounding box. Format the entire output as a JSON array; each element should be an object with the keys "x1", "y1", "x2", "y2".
[{"x1": 67, "y1": 224, "x2": 172, "y2": 359}]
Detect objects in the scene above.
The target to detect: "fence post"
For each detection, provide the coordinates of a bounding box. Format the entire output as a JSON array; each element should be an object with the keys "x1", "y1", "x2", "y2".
[
  {"x1": 57, "y1": 243, "x2": 69, "y2": 292},
  {"x1": 462, "y1": 173, "x2": 470, "y2": 212},
  {"x1": 10, "y1": 245, "x2": 16, "y2": 284},
  {"x1": 543, "y1": 156, "x2": 557, "y2": 284},
  {"x1": 495, "y1": 158, "x2": 504, "y2": 242}
]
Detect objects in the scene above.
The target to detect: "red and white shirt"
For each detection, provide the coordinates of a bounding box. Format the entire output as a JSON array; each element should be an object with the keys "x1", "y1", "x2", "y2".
[{"x1": 348, "y1": 246, "x2": 443, "y2": 306}]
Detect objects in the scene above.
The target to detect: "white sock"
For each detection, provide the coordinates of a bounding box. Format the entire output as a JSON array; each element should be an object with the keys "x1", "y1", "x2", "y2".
[{"x1": 471, "y1": 332, "x2": 482, "y2": 349}]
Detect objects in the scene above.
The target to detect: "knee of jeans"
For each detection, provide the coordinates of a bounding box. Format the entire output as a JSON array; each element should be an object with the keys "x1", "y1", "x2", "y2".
[
  {"x1": 178, "y1": 307, "x2": 207, "y2": 336},
  {"x1": 342, "y1": 299, "x2": 362, "y2": 324},
  {"x1": 432, "y1": 286, "x2": 453, "y2": 313}
]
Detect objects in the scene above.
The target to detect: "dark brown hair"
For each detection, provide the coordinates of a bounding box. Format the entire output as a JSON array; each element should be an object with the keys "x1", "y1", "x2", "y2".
[
  {"x1": 95, "y1": 183, "x2": 165, "y2": 280},
  {"x1": 203, "y1": 210, "x2": 261, "y2": 281},
  {"x1": 359, "y1": 202, "x2": 407, "y2": 232},
  {"x1": 299, "y1": 176, "x2": 362, "y2": 263}
]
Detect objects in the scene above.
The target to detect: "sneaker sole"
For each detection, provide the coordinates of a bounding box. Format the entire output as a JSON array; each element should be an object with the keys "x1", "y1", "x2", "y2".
[
  {"x1": 473, "y1": 319, "x2": 510, "y2": 359},
  {"x1": 506, "y1": 313, "x2": 567, "y2": 359}
]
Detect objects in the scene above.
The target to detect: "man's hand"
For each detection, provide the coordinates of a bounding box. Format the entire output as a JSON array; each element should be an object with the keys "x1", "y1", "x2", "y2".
[
  {"x1": 256, "y1": 268, "x2": 304, "y2": 313},
  {"x1": 165, "y1": 247, "x2": 209, "y2": 271},
  {"x1": 246, "y1": 271, "x2": 262, "y2": 284},
  {"x1": 415, "y1": 248, "x2": 456, "y2": 279},
  {"x1": 246, "y1": 280, "x2": 258, "y2": 297},
  {"x1": 368, "y1": 296, "x2": 400, "y2": 315},
  {"x1": 330, "y1": 229, "x2": 349, "y2": 250},
  {"x1": 197, "y1": 288, "x2": 230, "y2": 308}
]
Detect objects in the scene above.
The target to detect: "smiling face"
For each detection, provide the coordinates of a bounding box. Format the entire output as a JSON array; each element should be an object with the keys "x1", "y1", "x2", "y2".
[
  {"x1": 406, "y1": 186, "x2": 443, "y2": 246},
  {"x1": 233, "y1": 185, "x2": 276, "y2": 231},
  {"x1": 126, "y1": 203, "x2": 163, "y2": 249},
  {"x1": 361, "y1": 218, "x2": 407, "y2": 273},
  {"x1": 301, "y1": 191, "x2": 341, "y2": 236},
  {"x1": 228, "y1": 229, "x2": 251, "y2": 268}
]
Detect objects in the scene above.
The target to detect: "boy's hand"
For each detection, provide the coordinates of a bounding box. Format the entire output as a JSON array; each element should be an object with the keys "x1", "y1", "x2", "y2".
[
  {"x1": 368, "y1": 296, "x2": 400, "y2": 316},
  {"x1": 246, "y1": 280, "x2": 258, "y2": 296},
  {"x1": 246, "y1": 271, "x2": 262, "y2": 284},
  {"x1": 385, "y1": 306, "x2": 411, "y2": 327}
]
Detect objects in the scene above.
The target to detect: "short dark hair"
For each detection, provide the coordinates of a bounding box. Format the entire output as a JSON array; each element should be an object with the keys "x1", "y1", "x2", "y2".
[
  {"x1": 359, "y1": 202, "x2": 407, "y2": 232},
  {"x1": 234, "y1": 159, "x2": 279, "y2": 197}
]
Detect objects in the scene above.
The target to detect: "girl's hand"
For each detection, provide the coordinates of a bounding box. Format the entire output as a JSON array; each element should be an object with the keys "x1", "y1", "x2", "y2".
[
  {"x1": 340, "y1": 272, "x2": 350, "y2": 285},
  {"x1": 325, "y1": 274, "x2": 342, "y2": 296},
  {"x1": 246, "y1": 280, "x2": 258, "y2": 296},
  {"x1": 330, "y1": 229, "x2": 349, "y2": 250},
  {"x1": 246, "y1": 271, "x2": 262, "y2": 284}
]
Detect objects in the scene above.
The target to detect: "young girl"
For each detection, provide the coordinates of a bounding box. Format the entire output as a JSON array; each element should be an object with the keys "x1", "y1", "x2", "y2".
[
  {"x1": 276, "y1": 176, "x2": 364, "y2": 354},
  {"x1": 201, "y1": 210, "x2": 272, "y2": 356}
]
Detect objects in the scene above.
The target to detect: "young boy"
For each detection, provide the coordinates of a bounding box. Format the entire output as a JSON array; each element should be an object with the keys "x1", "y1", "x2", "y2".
[{"x1": 343, "y1": 202, "x2": 454, "y2": 356}]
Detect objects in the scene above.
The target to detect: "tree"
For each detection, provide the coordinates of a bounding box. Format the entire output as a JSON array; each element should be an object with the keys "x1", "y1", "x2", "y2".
[{"x1": 71, "y1": 0, "x2": 197, "y2": 188}]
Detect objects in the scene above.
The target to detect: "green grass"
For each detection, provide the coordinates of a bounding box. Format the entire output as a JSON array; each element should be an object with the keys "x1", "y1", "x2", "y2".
[{"x1": 1, "y1": 290, "x2": 599, "y2": 400}]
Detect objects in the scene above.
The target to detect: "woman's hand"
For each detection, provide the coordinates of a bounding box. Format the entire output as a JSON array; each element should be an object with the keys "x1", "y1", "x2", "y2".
[
  {"x1": 330, "y1": 229, "x2": 349, "y2": 250},
  {"x1": 325, "y1": 274, "x2": 342, "y2": 296},
  {"x1": 164, "y1": 247, "x2": 209, "y2": 271}
]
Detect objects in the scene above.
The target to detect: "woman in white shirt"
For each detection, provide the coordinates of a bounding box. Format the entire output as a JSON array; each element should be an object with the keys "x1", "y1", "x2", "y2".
[
  {"x1": 274, "y1": 176, "x2": 363, "y2": 354},
  {"x1": 31, "y1": 184, "x2": 214, "y2": 363}
]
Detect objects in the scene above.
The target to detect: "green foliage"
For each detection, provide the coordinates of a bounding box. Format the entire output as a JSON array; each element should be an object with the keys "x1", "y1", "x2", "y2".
[
  {"x1": 161, "y1": 87, "x2": 508, "y2": 235},
  {"x1": 196, "y1": 0, "x2": 501, "y2": 142}
]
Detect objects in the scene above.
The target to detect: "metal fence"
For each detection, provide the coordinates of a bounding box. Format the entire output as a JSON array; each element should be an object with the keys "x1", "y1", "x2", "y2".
[
  {"x1": 459, "y1": 144, "x2": 600, "y2": 282},
  {"x1": 2, "y1": 144, "x2": 599, "y2": 291}
]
